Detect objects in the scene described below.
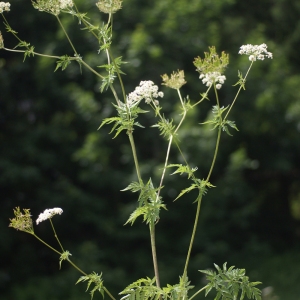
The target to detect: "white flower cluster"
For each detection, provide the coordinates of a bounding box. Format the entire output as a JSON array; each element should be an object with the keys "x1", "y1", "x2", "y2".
[
  {"x1": 36, "y1": 207, "x2": 63, "y2": 225},
  {"x1": 96, "y1": 0, "x2": 122, "y2": 14},
  {"x1": 239, "y1": 43, "x2": 273, "y2": 61},
  {"x1": 0, "y1": 2, "x2": 10, "y2": 13},
  {"x1": 32, "y1": 0, "x2": 73, "y2": 15},
  {"x1": 59, "y1": 0, "x2": 73, "y2": 10},
  {"x1": 127, "y1": 81, "x2": 164, "y2": 106},
  {"x1": 199, "y1": 71, "x2": 226, "y2": 89}
]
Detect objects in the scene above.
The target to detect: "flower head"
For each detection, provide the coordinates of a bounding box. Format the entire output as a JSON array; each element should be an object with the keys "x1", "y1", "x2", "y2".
[
  {"x1": 161, "y1": 70, "x2": 186, "y2": 90},
  {"x1": 0, "y1": 2, "x2": 10, "y2": 13},
  {"x1": 0, "y1": 31, "x2": 4, "y2": 49},
  {"x1": 96, "y1": 0, "x2": 122, "y2": 14},
  {"x1": 36, "y1": 207, "x2": 63, "y2": 224},
  {"x1": 127, "y1": 81, "x2": 163, "y2": 106},
  {"x1": 194, "y1": 46, "x2": 229, "y2": 75},
  {"x1": 194, "y1": 46, "x2": 229, "y2": 89},
  {"x1": 199, "y1": 72, "x2": 226, "y2": 89},
  {"x1": 32, "y1": 0, "x2": 73, "y2": 15},
  {"x1": 239, "y1": 43, "x2": 273, "y2": 61},
  {"x1": 9, "y1": 207, "x2": 34, "y2": 234}
]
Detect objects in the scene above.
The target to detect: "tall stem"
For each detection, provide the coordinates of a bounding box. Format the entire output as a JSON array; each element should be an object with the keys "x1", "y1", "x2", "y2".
[
  {"x1": 206, "y1": 124, "x2": 222, "y2": 183},
  {"x1": 156, "y1": 135, "x2": 173, "y2": 200},
  {"x1": 128, "y1": 132, "x2": 142, "y2": 184},
  {"x1": 150, "y1": 222, "x2": 161, "y2": 288},
  {"x1": 183, "y1": 120, "x2": 222, "y2": 277},
  {"x1": 183, "y1": 194, "x2": 202, "y2": 278}
]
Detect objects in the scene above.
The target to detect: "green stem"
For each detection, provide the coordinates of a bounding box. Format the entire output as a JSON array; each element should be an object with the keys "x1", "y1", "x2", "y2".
[
  {"x1": 56, "y1": 15, "x2": 77, "y2": 55},
  {"x1": 3, "y1": 47, "x2": 61, "y2": 58},
  {"x1": 223, "y1": 62, "x2": 253, "y2": 121},
  {"x1": 3, "y1": 47, "x2": 105, "y2": 81},
  {"x1": 68, "y1": 259, "x2": 87, "y2": 276},
  {"x1": 174, "y1": 89, "x2": 187, "y2": 132},
  {"x1": 156, "y1": 135, "x2": 173, "y2": 199},
  {"x1": 182, "y1": 194, "x2": 202, "y2": 278},
  {"x1": 33, "y1": 234, "x2": 61, "y2": 255},
  {"x1": 79, "y1": 60, "x2": 105, "y2": 79},
  {"x1": 67, "y1": 259, "x2": 116, "y2": 300},
  {"x1": 73, "y1": 4, "x2": 125, "y2": 106},
  {"x1": 191, "y1": 85, "x2": 212, "y2": 108},
  {"x1": 183, "y1": 101, "x2": 223, "y2": 277},
  {"x1": 49, "y1": 219, "x2": 64, "y2": 252},
  {"x1": 128, "y1": 132, "x2": 142, "y2": 184},
  {"x1": 33, "y1": 233, "x2": 116, "y2": 300},
  {"x1": 108, "y1": 48, "x2": 127, "y2": 104},
  {"x1": 150, "y1": 222, "x2": 161, "y2": 288},
  {"x1": 189, "y1": 284, "x2": 209, "y2": 300},
  {"x1": 206, "y1": 120, "x2": 222, "y2": 183},
  {"x1": 156, "y1": 89, "x2": 186, "y2": 200},
  {"x1": 103, "y1": 287, "x2": 116, "y2": 300}
]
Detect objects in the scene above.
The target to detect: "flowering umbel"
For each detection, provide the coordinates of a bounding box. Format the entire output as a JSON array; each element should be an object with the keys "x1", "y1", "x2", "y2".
[
  {"x1": 161, "y1": 70, "x2": 186, "y2": 90},
  {"x1": 194, "y1": 46, "x2": 229, "y2": 89},
  {"x1": 96, "y1": 0, "x2": 122, "y2": 14},
  {"x1": 127, "y1": 81, "x2": 164, "y2": 106},
  {"x1": 239, "y1": 43, "x2": 273, "y2": 61},
  {"x1": 9, "y1": 207, "x2": 34, "y2": 234},
  {"x1": 32, "y1": 0, "x2": 73, "y2": 15},
  {"x1": 0, "y1": 2, "x2": 10, "y2": 13},
  {"x1": 36, "y1": 207, "x2": 63, "y2": 224},
  {"x1": 0, "y1": 31, "x2": 4, "y2": 49}
]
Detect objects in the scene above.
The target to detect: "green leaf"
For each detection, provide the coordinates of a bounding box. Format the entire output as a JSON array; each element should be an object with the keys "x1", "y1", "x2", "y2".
[
  {"x1": 76, "y1": 272, "x2": 104, "y2": 299},
  {"x1": 4, "y1": 22, "x2": 18, "y2": 34},
  {"x1": 152, "y1": 117, "x2": 175, "y2": 139},
  {"x1": 199, "y1": 263, "x2": 262, "y2": 300},
  {"x1": 167, "y1": 163, "x2": 197, "y2": 179},
  {"x1": 121, "y1": 181, "x2": 143, "y2": 193},
  {"x1": 233, "y1": 70, "x2": 246, "y2": 90},
  {"x1": 54, "y1": 55, "x2": 72, "y2": 71},
  {"x1": 174, "y1": 184, "x2": 198, "y2": 201},
  {"x1": 124, "y1": 206, "x2": 148, "y2": 225}
]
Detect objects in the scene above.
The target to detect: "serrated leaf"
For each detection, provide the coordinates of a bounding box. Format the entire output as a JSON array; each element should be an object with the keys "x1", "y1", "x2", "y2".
[
  {"x1": 174, "y1": 184, "x2": 198, "y2": 201},
  {"x1": 121, "y1": 181, "x2": 142, "y2": 193},
  {"x1": 125, "y1": 207, "x2": 148, "y2": 225},
  {"x1": 54, "y1": 55, "x2": 72, "y2": 72}
]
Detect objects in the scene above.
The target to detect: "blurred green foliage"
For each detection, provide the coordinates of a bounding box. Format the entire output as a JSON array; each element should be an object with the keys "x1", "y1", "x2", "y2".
[{"x1": 1, "y1": 0, "x2": 300, "y2": 299}]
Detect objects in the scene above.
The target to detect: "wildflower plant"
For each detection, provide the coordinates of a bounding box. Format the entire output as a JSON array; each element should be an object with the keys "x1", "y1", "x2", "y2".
[{"x1": 2, "y1": 0, "x2": 273, "y2": 299}]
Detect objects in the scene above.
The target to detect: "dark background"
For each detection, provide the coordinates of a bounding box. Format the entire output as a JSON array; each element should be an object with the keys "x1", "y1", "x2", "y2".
[{"x1": 1, "y1": 0, "x2": 300, "y2": 299}]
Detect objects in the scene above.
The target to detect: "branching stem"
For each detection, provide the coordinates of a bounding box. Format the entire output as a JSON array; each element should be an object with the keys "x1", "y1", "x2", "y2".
[
  {"x1": 33, "y1": 234, "x2": 61, "y2": 255},
  {"x1": 156, "y1": 89, "x2": 186, "y2": 200}
]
